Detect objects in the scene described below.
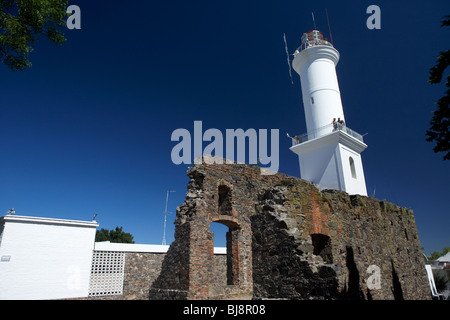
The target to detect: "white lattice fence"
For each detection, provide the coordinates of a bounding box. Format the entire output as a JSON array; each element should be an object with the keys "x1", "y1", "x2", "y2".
[{"x1": 88, "y1": 251, "x2": 125, "y2": 297}]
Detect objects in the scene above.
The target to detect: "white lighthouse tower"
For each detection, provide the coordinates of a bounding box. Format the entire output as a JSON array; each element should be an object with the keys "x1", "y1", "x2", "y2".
[{"x1": 289, "y1": 30, "x2": 368, "y2": 196}]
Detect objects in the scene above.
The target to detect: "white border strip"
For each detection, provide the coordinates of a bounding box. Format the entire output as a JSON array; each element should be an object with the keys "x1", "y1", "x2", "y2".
[{"x1": 94, "y1": 241, "x2": 226, "y2": 254}]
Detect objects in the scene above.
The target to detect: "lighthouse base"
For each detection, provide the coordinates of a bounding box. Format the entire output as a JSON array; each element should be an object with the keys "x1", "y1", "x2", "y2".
[{"x1": 290, "y1": 130, "x2": 368, "y2": 196}]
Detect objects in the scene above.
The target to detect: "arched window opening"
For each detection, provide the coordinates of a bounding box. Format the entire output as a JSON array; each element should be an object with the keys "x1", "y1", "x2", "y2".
[
  {"x1": 218, "y1": 185, "x2": 232, "y2": 216},
  {"x1": 349, "y1": 157, "x2": 357, "y2": 179}
]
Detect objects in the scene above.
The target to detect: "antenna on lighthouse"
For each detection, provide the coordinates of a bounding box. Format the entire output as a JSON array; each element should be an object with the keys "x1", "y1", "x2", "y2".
[
  {"x1": 162, "y1": 190, "x2": 175, "y2": 246},
  {"x1": 312, "y1": 12, "x2": 317, "y2": 29},
  {"x1": 283, "y1": 33, "x2": 294, "y2": 84},
  {"x1": 325, "y1": 8, "x2": 334, "y2": 45}
]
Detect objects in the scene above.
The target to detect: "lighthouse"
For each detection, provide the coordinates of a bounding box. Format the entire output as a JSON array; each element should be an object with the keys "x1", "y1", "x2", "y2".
[{"x1": 289, "y1": 30, "x2": 368, "y2": 196}]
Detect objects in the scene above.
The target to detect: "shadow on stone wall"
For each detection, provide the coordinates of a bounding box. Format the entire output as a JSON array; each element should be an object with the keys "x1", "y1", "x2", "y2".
[
  {"x1": 340, "y1": 246, "x2": 364, "y2": 300},
  {"x1": 391, "y1": 260, "x2": 404, "y2": 300},
  {"x1": 339, "y1": 247, "x2": 406, "y2": 300},
  {"x1": 148, "y1": 223, "x2": 191, "y2": 300},
  {"x1": 251, "y1": 209, "x2": 339, "y2": 300}
]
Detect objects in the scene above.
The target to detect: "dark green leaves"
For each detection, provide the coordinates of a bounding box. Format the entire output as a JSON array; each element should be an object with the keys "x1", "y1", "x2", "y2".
[
  {"x1": 95, "y1": 227, "x2": 135, "y2": 244},
  {"x1": 427, "y1": 15, "x2": 450, "y2": 160},
  {"x1": 0, "y1": 0, "x2": 69, "y2": 71}
]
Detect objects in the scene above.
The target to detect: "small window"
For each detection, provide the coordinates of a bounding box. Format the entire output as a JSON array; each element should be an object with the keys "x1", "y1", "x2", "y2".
[
  {"x1": 0, "y1": 225, "x2": 4, "y2": 248},
  {"x1": 349, "y1": 157, "x2": 357, "y2": 179},
  {"x1": 311, "y1": 234, "x2": 333, "y2": 263},
  {"x1": 311, "y1": 97, "x2": 314, "y2": 104},
  {"x1": 218, "y1": 185, "x2": 232, "y2": 216}
]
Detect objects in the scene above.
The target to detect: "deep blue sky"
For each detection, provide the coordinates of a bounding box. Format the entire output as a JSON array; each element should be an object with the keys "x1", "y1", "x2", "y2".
[{"x1": 0, "y1": 0, "x2": 448, "y2": 255}]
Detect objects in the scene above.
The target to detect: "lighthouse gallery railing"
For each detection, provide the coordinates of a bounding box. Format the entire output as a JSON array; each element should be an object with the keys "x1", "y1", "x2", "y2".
[{"x1": 291, "y1": 123, "x2": 365, "y2": 146}]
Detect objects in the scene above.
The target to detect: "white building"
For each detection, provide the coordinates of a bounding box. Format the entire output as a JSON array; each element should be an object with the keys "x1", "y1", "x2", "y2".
[
  {"x1": 426, "y1": 252, "x2": 450, "y2": 299},
  {"x1": 0, "y1": 213, "x2": 227, "y2": 300},
  {"x1": 290, "y1": 30, "x2": 368, "y2": 196},
  {"x1": 0, "y1": 215, "x2": 98, "y2": 300},
  {"x1": 436, "y1": 252, "x2": 450, "y2": 267}
]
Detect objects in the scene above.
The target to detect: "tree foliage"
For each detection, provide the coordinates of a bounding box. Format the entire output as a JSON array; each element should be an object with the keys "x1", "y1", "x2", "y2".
[
  {"x1": 433, "y1": 272, "x2": 448, "y2": 293},
  {"x1": 95, "y1": 226, "x2": 135, "y2": 244},
  {"x1": 0, "y1": 0, "x2": 68, "y2": 71},
  {"x1": 427, "y1": 15, "x2": 450, "y2": 160},
  {"x1": 428, "y1": 247, "x2": 450, "y2": 261}
]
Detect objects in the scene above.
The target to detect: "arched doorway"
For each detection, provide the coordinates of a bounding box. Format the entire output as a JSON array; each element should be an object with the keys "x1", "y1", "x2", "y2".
[{"x1": 211, "y1": 217, "x2": 240, "y2": 286}]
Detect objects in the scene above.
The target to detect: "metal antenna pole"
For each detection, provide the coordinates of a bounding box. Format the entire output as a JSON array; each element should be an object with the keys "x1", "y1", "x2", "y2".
[
  {"x1": 326, "y1": 8, "x2": 334, "y2": 45},
  {"x1": 162, "y1": 190, "x2": 175, "y2": 245},
  {"x1": 283, "y1": 33, "x2": 294, "y2": 84}
]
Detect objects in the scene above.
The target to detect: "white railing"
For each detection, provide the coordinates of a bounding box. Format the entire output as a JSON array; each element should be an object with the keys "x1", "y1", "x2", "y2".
[
  {"x1": 296, "y1": 39, "x2": 333, "y2": 54},
  {"x1": 291, "y1": 124, "x2": 364, "y2": 146}
]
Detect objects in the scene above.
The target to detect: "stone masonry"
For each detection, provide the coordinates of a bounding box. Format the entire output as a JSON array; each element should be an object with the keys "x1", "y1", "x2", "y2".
[
  {"x1": 148, "y1": 160, "x2": 430, "y2": 300},
  {"x1": 84, "y1": 251, "x2": 226, "y2": 300}
]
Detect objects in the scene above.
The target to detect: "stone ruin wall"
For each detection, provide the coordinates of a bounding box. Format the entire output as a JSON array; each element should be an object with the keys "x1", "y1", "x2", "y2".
[{"x1": 149, "y1": 161, "x2": 430, "y2": 300}]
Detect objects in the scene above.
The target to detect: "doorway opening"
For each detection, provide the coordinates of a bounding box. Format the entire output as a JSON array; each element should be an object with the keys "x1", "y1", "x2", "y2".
[{"x1": 210, "y1": 220, "x2": 240, "y2": 286}]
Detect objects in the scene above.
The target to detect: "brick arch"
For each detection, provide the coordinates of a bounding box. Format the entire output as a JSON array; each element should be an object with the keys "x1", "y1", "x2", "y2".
[{"x1": 211, "y1": 216, "x2": 239, "y2": 229}]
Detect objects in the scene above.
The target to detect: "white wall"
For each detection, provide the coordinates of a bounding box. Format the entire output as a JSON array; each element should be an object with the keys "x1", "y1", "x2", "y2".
[
  {"x1": 0, "y1": 215, "x2": 98, "y2": 300},
  {"x1": 299, "y1": 143, "x2": 343, "y2": 192},
  {"x1": 292, "y1": 131, "x2": 344, "y2": 192},
  {"x1": 290, "y1": 129, "x2": 367, "y2": 196},
  {"x1": 338, "y1": 145, "x2": 368, "y2": 196},
  {"x1": 293, "y1": 45, "x2": 344, "y2": 133},
  {"x1": 297, "y1": 142, "x2": 367, "y2": 196}
]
